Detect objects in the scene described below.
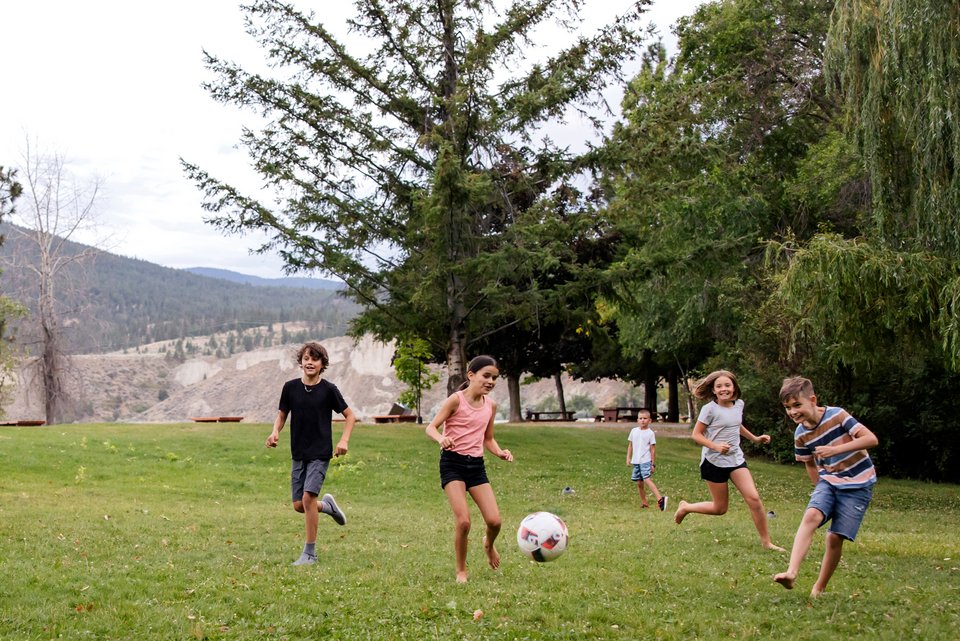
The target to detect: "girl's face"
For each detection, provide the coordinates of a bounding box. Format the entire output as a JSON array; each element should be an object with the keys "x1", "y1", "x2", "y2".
[
  {"x1": 467, "y1": 365, "x2": 499, "y2": 395},
  {"x1": 713, "y1": 375, "x2": 736, "y2": 403}
]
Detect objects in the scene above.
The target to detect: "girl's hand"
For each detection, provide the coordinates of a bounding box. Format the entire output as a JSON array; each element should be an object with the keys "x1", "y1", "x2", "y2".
[
  {"x1": 439, "y1": 436, "x2": 453, "y2": 450},
  {"x1": 499, "y1": 449, "x2": 514, "y2": 462},
  {"x1": 756, "y1": 434, "x2": 771, "y2": 445},
  {"x1": 715, "y1": 442, "x2": 731, "y2": 454}
]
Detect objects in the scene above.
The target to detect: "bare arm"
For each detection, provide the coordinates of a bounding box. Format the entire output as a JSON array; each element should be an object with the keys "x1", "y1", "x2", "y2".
[
  {"x1": 814, "y1": 426, "x2": 879, "y2": 458},
  {"x1": 334, "y1": 407, "x2": 357, "y2": 456},
  {"x1": 804, "y1": 460, "x2": 820, "y2": 484},
  {"x1": 425, "y1": 394, "x2": 459, "y2": 449},
  {"x1": 740, "y1": 424, "x2": 771, "y2": 445},
  {"x1": 626, "y1": 441, "x2": 633, "y2": 466},
  {"x1": 692, "y1": 420, "x2": 730, "y2": 454},
  {"x1": 266, "y1": 409, "x2": 288, "y2": 448},
  {"x1": 483, "y1": 401, "x2": 512, "y2": 461}
]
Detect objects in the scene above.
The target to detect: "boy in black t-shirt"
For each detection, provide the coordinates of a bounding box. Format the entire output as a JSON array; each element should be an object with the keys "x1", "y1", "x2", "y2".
[{"x1": 266, "y1": 342, "x2": 356, "y2": 565}]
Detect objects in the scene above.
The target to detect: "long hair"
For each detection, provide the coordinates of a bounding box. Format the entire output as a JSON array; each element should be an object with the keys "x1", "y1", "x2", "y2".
[
  {"x1": 457, "y1": 355, "x2": 499, "y2": 390},
  {"x1": 692, "y1": 369, "x2": 741, "y2": 402}
]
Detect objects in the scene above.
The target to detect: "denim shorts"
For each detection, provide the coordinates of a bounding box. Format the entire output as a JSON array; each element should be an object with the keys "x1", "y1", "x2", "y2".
[
  {"x1": 439, "y1": 449, "x2": 489, "y2": 489},
  {"x1": 291, "y1": 458, "x2": 329, "y2": 501},
  {"x1": 807, "y1": 481, "x2": 874, "y2": 541},
  {"x1": 631, "y1": 462, "x2": 652, "y2": 481}
]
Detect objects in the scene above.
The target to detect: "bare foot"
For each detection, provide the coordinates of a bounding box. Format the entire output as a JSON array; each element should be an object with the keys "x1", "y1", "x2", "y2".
[
  {"x1": 455, "y1": 571, "x2": 468, "y2": 584},
  {"x1": 483, "y1": 536, "x2": 501, "y2": 570},
  {"x1": 764, "y1": 542, "x2": 786, "y2": 552},
  {"x1": 810, "y1": 585, "x2": 825, "y2": 598},
  {"x1": 674, "y1": 500, "x2": 689, "y2": 524},
  {"x1": 773, "y1": 572, "x2": 796, "y2": 590}
]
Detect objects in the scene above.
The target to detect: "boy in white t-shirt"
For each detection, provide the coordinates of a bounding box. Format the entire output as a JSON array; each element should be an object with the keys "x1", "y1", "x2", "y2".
[{"x1": 626, "y1": 409, "x2": 667, "y2": 511}]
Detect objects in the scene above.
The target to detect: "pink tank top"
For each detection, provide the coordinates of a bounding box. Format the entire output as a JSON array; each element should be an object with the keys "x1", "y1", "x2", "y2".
[{"x1": 444, "y1": 390, "x2": 493, "y2": 457}]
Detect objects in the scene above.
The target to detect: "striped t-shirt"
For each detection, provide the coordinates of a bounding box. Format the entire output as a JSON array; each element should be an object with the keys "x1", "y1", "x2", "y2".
[{"x1": 794, "y1": 406, "x2": 876, "y2": 488}]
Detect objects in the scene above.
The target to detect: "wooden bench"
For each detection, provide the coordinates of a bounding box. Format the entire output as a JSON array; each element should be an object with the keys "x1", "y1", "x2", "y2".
[
  {"x1": 599, "y1": 407, "x2": 652, "y2": 422},
  {"x1": 525, "y1": 410, "x2": 575, "y2": 421},
  {"x1": 371, "y1": 414, "x2": 417, "y2": 424}
]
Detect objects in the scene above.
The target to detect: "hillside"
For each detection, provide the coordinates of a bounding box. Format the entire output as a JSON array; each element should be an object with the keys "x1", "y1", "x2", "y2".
[
  {"x1": 2, "y1": 328, "x2": 644, "y2": 424},
  {"x1": 0, "y1": 222, "x2": 361, "y2": 354}
]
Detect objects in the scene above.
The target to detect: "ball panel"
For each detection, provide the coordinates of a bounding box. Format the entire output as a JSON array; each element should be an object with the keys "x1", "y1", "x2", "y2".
[{"x1": 516, "y1": 511, "x2": 568, "y2": 562}]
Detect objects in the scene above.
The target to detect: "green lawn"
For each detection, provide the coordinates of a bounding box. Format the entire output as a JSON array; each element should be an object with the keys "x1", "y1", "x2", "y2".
[{"x1": 0, "y1": 422, "x2": 957, "y2": 640}]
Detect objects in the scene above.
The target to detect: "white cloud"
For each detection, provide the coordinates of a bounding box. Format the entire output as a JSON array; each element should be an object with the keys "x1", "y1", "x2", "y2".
[{"x1": 0, "y1": 0, "x2": 704, "y2": 278}]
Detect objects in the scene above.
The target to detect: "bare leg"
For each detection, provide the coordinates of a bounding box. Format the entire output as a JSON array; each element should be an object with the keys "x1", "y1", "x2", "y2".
[
  {"x1": 469, "y1": 483, "x2": 503, "y2": 570},
  {"x1": 774, "y1": 507, "x2": 823, "y2": 589},
  {"x1": 730, "y1": 468, "x2": 784, "y2": 551},
  {"x1": 643, "y1": 477, "x2": 663, "y2": 502},
  {"x1": 295, "y1": 492, "x2": 320, "y2": 545},
  {"x1": 811, "y1": 532, "x2": 845, "y2": 597},
  {"x1": 675, "y1": 480, "x2": 729, "y2": 524},
  {"x1": 443, "y1": 481, "x2": 471, "y2": 583},
  {"x1": 636, "y1": 479, "x2": 649, "y2": 507}
]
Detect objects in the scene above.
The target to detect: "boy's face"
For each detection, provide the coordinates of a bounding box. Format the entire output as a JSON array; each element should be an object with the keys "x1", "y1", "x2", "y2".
[
  {"x1": 637, "y1": 414, "x2": 652, "y2": 428},
  {"x1": 783, "y1": 394, "x2": 819, "y2": 427},
  {"x1": 300, "y1": 352, "x2": 323, "y2": 377}
]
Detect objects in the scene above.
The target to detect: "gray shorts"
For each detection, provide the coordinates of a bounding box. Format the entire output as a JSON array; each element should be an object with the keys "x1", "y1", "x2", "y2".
[{"x1": 291, "y1": 458, "x2": 329, "y2": 501}]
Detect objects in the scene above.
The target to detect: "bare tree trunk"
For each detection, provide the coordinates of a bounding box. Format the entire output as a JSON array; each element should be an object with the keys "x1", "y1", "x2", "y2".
[
  {"x1": 507, "y1": 374, "x2": 522, "y2": 422},
  {"x1": 554, "y1": 371, "x2": 566, "y2": 416},
  {"x1": 667, "y1": 369, "x2": 680, "y2": 422}
]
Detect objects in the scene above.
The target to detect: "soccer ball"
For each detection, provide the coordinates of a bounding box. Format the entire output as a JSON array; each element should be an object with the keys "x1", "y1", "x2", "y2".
[{"x1": 516, "y1": 511, "x2": 568, "y2": 562}]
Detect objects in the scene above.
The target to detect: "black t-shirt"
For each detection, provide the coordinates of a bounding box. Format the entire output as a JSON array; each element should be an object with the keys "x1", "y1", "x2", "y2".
[{"x1": 278, "y1": 378, "x2": 349, "y2": 460}]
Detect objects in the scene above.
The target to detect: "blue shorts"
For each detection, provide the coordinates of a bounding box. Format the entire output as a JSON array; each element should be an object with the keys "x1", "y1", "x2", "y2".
[
  {"x1": 291, "y1": 458, "x2": 329, "y2": 501},
  {"x1": 439, "y1": 449, "x2": 489, "y2": 489},
  {"x1": 631, "y1": 462, "x2": 652, "y2": 481},
  {"x1": 807, "y1": 481, "x2": 874, "y2": 541}
]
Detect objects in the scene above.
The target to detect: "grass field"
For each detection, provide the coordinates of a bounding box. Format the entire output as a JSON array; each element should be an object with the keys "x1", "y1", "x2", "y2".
[{"x1": 0, "y1": 421, "x2": 957, "y2": 640}]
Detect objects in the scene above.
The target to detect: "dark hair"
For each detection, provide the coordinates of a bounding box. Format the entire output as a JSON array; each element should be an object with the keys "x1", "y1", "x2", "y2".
[
  {"x1": 296, "y1": 341, "x2": 329, "y2": 374},
  {"x1": 692, "y1": 369, "x2": 741, "y2": 402},
  {"x1": 457, "y1": 355, "x2": 499, "y2": 390},
  {"x1": 779, "y1": 376, "x2": 815, "y2": 403}
]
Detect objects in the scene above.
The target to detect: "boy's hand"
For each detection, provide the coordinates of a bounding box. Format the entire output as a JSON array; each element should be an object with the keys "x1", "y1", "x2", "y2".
[
  {"x1": 334, "y1": 438, "x2": 349, "y2": 457},
  {"x1": 265, "y1": 431, "x2": 279, "y2": 448},
  {"x1": 814, "y1": 444, "x2": 838, "y2": 458}
]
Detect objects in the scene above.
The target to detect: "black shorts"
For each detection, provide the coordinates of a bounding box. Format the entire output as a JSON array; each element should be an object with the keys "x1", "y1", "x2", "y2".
[
  {"x1": 700, "y1": 458, "x2": 748, "y2": 483},
  {"x1": 439, "y1": 449, "x2": 489, "y2": 489}
]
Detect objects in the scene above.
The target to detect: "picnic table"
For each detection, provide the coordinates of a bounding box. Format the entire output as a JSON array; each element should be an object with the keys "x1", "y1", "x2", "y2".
[
  {"x1": 599, "y1": 406, "x2": 646, "y2": 422},
  {"x1": 371, "y1": 414, "x2": 417, "y2": 424},
  {"x1": 525, "y1": 410, "x2": 575, "y2": 422}
]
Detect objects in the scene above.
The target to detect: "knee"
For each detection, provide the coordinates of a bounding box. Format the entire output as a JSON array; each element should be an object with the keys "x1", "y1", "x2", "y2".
[
  {"x1": 714, "y1": 504, "x2": 728, "y2": 515},
  {"x1": 454, "y1": 516, "x2": 471, "y2": 536},
  {"x1": 486, "y1": 516, "x2": 502, "y2": 532},
  {"x1": 293, "y1": 501, "x2": 305, "y2": 513},
  {"x1": 825, "y1": 532, "x2": 845, "y2": 550}
]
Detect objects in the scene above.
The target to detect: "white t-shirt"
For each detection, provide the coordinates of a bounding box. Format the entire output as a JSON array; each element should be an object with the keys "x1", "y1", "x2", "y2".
[
  {"x1": 627, "y1": 427, "x2": 657, "y2": 464},
  {"x1": 697, "y1": 399, "x2": 746, "y2": 467}
]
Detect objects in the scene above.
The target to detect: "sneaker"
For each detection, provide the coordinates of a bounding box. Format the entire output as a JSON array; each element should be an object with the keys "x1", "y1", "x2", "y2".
[
  {"x1": 322, "y1": 493, "x2": 346, "y2": 526},
  {"x1": 658, "y1": 496, "x2": 668, "y2": 512},
  {"x1": 292, "y1": 553, "x2": 317, "y2": 566}
]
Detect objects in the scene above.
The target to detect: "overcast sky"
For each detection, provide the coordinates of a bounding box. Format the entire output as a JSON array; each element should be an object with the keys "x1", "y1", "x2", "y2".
[{"x1": 0, "y1": 0, "x2": 703, "y2": 279}]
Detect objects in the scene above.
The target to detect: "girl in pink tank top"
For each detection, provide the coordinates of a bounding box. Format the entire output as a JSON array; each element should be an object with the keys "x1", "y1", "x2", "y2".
[{"x1": 425, "y1": 355, "x2": 513, "y2": 583}]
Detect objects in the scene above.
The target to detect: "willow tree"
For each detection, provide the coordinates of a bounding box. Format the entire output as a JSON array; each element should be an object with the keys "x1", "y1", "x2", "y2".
[
  {"x1": 184, "y1": 0, "x2": 649, "y2": 391},
  {"x1": 775, "y1": 0, "x2": 960, "y2": 368}
]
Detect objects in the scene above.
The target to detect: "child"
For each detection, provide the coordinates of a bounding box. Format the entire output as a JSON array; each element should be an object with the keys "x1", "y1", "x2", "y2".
[
  {"x1": 425, "y1": 355, "x2": 513, "y2": 583},
  {"x1": 773, "y1": 376, "x2": 879, "y2": 597},
  {"x1": 626, "y1": 409, "x2": 667, "y2": 511},
  {"x1": 265, "y1": 341, "x2": 356, "y2": 566},
  {"x1": 674, "y1": 369, "x2": 783, "y2": 551}
]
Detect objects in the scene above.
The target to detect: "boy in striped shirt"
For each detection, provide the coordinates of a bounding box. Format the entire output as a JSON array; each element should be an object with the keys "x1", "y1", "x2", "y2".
[{"x1": 773, "y1": 377, "x2": 879, "y2": 598}]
